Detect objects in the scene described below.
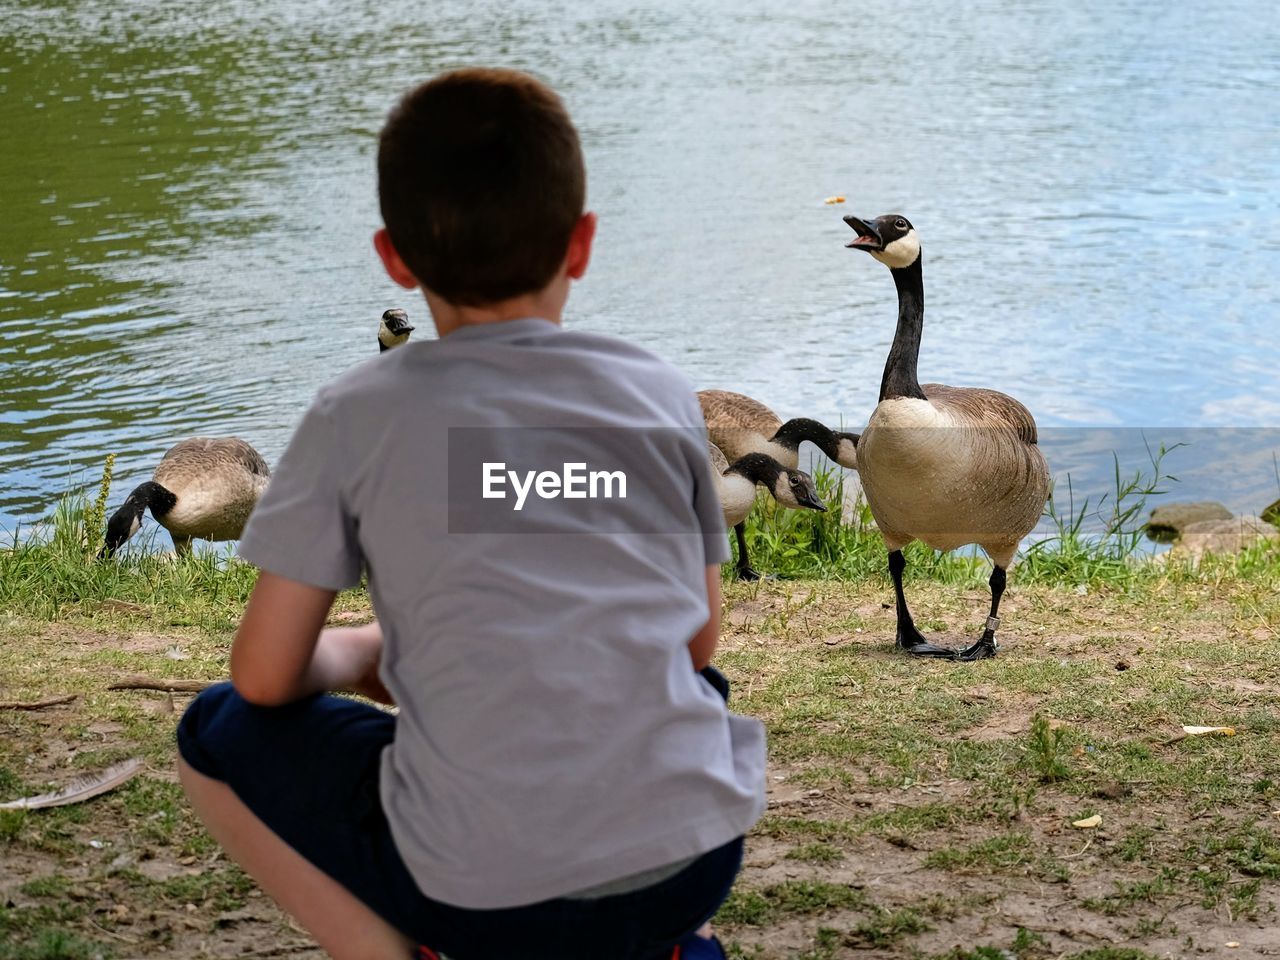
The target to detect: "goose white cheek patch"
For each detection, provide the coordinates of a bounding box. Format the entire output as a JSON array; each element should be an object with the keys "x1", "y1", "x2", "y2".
[{"x1": 871, "y1": 230, "x2": 920, "y2": 269}]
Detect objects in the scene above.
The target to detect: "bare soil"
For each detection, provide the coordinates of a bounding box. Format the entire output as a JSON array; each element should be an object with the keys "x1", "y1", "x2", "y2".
[{"x1": 2, "y1": 577, "x2": 1279, "y2": 959}]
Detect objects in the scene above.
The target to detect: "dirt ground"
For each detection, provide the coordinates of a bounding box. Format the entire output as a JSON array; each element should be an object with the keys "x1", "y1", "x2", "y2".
[{"x1": 2, "y1": 578, "x2": 1278, "y2": 959}]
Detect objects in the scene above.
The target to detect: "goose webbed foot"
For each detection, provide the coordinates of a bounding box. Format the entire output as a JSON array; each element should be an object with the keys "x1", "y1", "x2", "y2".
[
  {"x1": 895, "y1": 625, "x2": 959, "y2": 659},
  {"x1": 956, "y1": 632, "x2": 998, "y2": 662}
]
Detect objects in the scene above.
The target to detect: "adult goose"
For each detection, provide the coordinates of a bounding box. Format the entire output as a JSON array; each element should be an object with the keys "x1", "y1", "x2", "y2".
[
  {"x1": 709, "y1": 441, "x2": 827, "y2": 580},
  {"x1": 378, "y1": 308, "x2": 415, "y2": 351},
  {"x1": 99, "y1": 438, "x2": 271, "y2": 557},
  {"x1": 699, "y1": 390, "x2": 859, "y2": 471},
  {"x1": 842, "y1": 213, "x2": 1049, "y2": 661}
]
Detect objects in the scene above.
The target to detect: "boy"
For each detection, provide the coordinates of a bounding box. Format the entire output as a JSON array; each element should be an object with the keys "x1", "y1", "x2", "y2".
[{"x1": 176, "y1": 68, "x2": 766, "y2": 960}]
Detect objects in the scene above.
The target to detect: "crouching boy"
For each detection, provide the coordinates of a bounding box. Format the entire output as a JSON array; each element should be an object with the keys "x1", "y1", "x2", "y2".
[{"x1": 176, "y1": 68, "x2": 765, "y2": 960}]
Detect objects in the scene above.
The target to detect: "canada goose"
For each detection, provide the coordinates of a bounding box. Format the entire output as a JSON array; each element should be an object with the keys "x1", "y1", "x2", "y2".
[
  {"x1": 378, "y1": 308, "x2": 415, "y2": 351},
  {"x1": 843, "y1": 213, "x2": 1050, "y2": 661},
  {"x1": 699, "y1": 390, "x2": 859, "y2": 470},
  {"x1": 709, "y1": 441, "x2": 827, "y2": 580},
  {"x1": 99, "y1": 438, "x2": 270, "y2": 557}
]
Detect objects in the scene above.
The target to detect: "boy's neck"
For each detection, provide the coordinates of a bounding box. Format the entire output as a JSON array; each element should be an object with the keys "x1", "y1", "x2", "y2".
[{"x1": 425, "y1": 281, "x2": 569, "y2": 338}]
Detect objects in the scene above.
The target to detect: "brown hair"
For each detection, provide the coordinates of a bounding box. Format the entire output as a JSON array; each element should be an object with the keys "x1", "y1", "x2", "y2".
[{"x1": 377, "y1": 68, "x2": 586, "y2": 306}]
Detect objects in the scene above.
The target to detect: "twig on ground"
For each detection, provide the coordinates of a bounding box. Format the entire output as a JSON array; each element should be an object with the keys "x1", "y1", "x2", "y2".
[
  {"x1": 87, "y1": 917, "x2": 141, "y2": 944},
  {"x1": 240, "y1": 942, "x2": 319, "y2": 959},
  {"x1": 108, "y1": 676, "x2": 214, "y2": 693},
  {"x1": 0, "y1": 694, "x2": 77, "y2": 711}
]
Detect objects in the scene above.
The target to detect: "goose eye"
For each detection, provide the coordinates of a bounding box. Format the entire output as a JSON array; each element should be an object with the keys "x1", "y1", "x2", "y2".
[{"x1": 894, "y1": 218, "x2": 908, "y2": 230}]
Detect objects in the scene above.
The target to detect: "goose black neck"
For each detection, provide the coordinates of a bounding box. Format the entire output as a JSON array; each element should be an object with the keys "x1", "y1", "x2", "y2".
[
  {"x1": 879, "y1": 255, "x2": 926, "y2": 402},
  {"x1": 726, "y1": 453, "x2": 783, "y2": 487},
  {"x1": 772, "y1": 418, "x2": 831, "y2": 454},
  {"x1": 132, "y1": 480, "x2": 178, "y2": 518}
]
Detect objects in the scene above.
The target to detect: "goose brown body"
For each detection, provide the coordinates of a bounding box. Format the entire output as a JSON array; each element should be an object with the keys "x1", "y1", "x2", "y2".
[
  {"x1": 151, "y1": 438, "x2": 271, "y2": 543},
  {"x1": 858, "y1": 386, "x2": 1048, "y2": 569},
  {"x1": 699, "y1": 390, "x2": 792, "y2": 465}
]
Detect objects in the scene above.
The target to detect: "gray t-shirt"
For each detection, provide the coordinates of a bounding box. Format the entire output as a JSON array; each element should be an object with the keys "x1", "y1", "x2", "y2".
[{"x1": 237, "y1": 317, "x2": 767, "y2": 910}]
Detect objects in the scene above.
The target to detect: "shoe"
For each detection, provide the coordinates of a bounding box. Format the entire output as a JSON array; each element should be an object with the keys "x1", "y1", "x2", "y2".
[{"x1": 672, "y1": 933, "x2": 726, "y2": 959}]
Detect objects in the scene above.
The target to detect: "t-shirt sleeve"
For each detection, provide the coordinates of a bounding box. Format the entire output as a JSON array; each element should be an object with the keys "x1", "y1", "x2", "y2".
[{"x1": 237, "y1": 392, "x2": 364, "y2": 591}]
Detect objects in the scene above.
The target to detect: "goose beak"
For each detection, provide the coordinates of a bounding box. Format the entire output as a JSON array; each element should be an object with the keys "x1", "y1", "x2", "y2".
[
  {"x1": 843, "y1": 215, "x2": 883, "y2": 251},
  {"x1": 799, "y1": 490, "x2": 827, "y2": 512}
]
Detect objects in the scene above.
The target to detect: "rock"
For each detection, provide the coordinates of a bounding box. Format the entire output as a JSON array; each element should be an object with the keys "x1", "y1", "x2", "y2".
[
  {"x1": 1147, "y1": 501, "x2": 1233, "y2": 541},
  {"x1": 1169, "y1": 515, "x2": 1280, "y2": 562},
  {"x1": 1262, "y1": 497, "x2": 1280, "y2": 527}
]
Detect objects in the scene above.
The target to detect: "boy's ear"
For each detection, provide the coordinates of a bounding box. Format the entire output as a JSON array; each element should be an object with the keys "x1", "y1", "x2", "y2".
[
  {"x1": 373, "y1": 228, "x2": 419, "y2": 290},
  {"x1": 565, "y1": 212, "x2": 597, "y2": 281}
]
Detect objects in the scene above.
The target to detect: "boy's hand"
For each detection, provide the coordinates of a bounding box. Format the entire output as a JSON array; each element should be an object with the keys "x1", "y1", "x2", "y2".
[
  {"x1": 347, "y1": 641, "x2": 395, "y2": 705},
  {"x1": 322, "y1": 621, "x2": 396, "y2": 706},
  {"x1": 231, "y1": 572, "x2": 396, "y2": 706}
]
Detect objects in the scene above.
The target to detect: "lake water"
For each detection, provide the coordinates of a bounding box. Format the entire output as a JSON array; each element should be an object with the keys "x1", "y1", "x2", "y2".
[{"x1": 2, "y1": 0, "x2": 1279, "y2": 545}]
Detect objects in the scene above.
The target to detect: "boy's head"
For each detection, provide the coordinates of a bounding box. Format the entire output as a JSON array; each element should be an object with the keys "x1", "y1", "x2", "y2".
[{"x1": 376, "y1": 68, "x2": 588, "y2": 309}]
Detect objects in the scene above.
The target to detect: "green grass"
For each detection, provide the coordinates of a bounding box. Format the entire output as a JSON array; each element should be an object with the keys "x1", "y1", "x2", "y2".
[{"x1": 718, "y1": 880, "x2": 867, "y2": 927}]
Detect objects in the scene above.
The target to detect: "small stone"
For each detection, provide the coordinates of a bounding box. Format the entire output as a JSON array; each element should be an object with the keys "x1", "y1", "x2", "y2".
[
  {"x1": 1147, "y1": 501, "x2": 1232, "y2": 540},
  {"x1": 107, "y1": 852, "x2": 135, "y2": 873},
  {"x1": 1262, "y1": 498, "x2": 1280, "y2": 526}
]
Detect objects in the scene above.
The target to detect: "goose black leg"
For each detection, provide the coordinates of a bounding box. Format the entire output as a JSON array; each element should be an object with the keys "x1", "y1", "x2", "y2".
[
  {"x1": 888, "y1": 549, "x2": 956, "y2": 658},
  {"x1": 957, "y1": 565, "x2": 1004, "y2": 662},
  {"x1": 734, "y1": 522, "x2": 761, "y2": 581}
]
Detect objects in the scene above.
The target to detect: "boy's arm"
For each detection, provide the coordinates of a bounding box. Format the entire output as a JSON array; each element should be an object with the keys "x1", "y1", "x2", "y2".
[
  {"x1": 230, "y1": 571, "x2": 391, "y2": 707},
  {"x1": 687, "y1": 565, "x2": 722, "y2": 672}
]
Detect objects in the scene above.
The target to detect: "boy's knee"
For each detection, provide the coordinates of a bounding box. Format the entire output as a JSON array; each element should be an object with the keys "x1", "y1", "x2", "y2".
[{"x1": 175, "y1": 681, "x2": 250, "y2": 781}]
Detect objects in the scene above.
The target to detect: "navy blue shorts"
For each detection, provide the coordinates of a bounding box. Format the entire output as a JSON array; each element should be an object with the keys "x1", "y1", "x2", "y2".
[{"x1": 176, "y1": 668, "x2": 742, "y2": 960}]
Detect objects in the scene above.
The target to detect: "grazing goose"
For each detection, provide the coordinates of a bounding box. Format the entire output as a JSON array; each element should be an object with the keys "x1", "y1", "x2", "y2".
[
  {"x1": 842, "y1": 213, "x2": 1050, "y2": 661},
  {"x1": 378, "y1": 308, "x2": 415, "y2": 351},
  {"x1": 699, "y1": 390, "x2": 859, "y2": 470},
  {"x1": 709, "y1": 441, "x2": 827, "y2": 580},
  {"x1": 100, "y1": 437, "x2": 270, "y2": 557}
]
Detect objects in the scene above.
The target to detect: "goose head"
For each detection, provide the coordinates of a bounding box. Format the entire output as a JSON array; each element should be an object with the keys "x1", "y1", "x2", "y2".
[
  {"x1": 99, "y1": 481, "x2": 177, "y2": 558},
  {"x1": 100, "y1": 500, "x2": 145, "y2": 558},
  {"x1": 844, "y1": 213, "x2": 920, "y2": 270},
  {"x1": 774, "y1": 468, "x2": 827, "y2": 512},
  {"x1": 378, "y1": 308, "x2": 415, "y2": 352},
  {"x1": 726, "y1": 454, "x2": 827, "y2": 512}
]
